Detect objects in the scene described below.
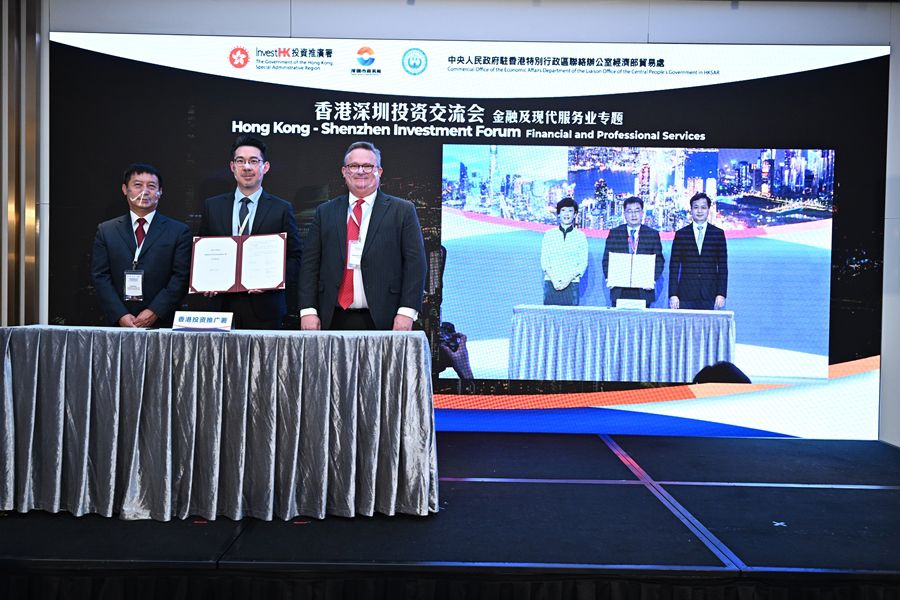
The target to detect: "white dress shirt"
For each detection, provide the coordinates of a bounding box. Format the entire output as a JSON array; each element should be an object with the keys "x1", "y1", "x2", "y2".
[
  {"x1": 693, "y1": 222, "x2": 706, "y2": 254},
  {"x1": 129, "y1": 210, "x2": 156, "y2": 263},
  {"x1": 301, "y1": 191, "x2": 418, "y2": 322},
  {"x1": 232, "y1": 188, "x2": 263, "y2": 235},
  {"x1": 627, "y1": 226, "x2": 640, "y2": 252}
]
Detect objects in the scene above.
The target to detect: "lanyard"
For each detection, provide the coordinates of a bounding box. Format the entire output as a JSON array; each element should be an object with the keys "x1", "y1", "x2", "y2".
[
  {"x1": 132, "y1": 225, "x2": 145, "y2": 269},
  {"x1": 238, "y1": 211, "x2": 251, "y2": 236}
]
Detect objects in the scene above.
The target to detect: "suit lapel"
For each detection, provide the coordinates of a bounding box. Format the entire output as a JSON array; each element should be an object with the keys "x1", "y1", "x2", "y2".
[
  {"x1": 332, "y1": 196, "x2": 350, "y2": 263},
  {"x1": 698, "y1": 223, "x2": 713, "y2": 254},
  {"x1": 692, "y1": 225, "x2": 703, "y2": 256},
  {"x1": 114, "y1": 215, "x2": 137, "y2": 253},
  {"x1": 635, "y1": 225, "x2": 658, "y2": 254},
  {"x1": 139, "y1": 214, "x2": 166, "y2": 257},
  {"x1": 362, "y1": 192, "x2": 390, "y2": 259},
  {"x1": 219, "y1": 194, "x2": 235, "y2": 235},
  {"x1": 253, "y1": 192, "x2": 273, "y2": 234}
]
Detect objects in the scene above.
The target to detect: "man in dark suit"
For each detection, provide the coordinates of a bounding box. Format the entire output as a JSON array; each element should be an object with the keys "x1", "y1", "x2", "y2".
[
  {"x1": 199, "y1": 135, "x2": 302, "y2": 329},
  {"x1": 668, "y1": 192, "x2": 728, "y2": 310},
  {"x1": 91, "y1": 163, "x2": 192, "y2": 327},
  {"x1": 299, "y1": 141, "x2": 426, "y2": 331},
  {"x1": 601, "y1": 196, "x2": 664, "y2": 307}
]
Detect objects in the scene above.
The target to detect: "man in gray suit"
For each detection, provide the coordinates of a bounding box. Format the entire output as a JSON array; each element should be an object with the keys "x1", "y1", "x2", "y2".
[{"x1": 299, "y1": 141, "x2": 426, "y2": 331}]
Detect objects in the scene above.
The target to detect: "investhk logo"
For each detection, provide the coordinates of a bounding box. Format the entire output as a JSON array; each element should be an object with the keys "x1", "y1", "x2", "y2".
[
  {"x1": 402, "y1": 48, "x2": 427, "y2": 75},
  {"x1": 357, "y1": 47, "x2": 375, "y2": 66}
]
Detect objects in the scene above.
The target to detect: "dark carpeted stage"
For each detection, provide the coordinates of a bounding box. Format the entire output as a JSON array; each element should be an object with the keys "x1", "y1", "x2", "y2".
[{"x1": 2, "y1": 432, "x2": 900, "y2": 599}]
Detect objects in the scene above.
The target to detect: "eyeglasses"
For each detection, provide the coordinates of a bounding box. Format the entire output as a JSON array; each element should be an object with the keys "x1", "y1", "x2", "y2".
[
  {"x1": 232, "y1": 157, "x2": 263, "y2": 167},
  {"x1": 344, "y1": 163, "x2": 377, "y2": 174},
  {"x1": 624, "y1": 209, "x2": 643, "y2": 216}
]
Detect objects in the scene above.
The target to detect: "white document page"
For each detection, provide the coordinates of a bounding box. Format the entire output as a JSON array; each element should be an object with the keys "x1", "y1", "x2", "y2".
[
  {"x1": 240, "y1": 233, "x2": 287, "y2": 291},
  {"x1": 630, "y1": 253, "x2": 657, "y2": 289},
  {"x1": 190, "y1": 236, "x2": 239, "y2": 293},
  {"x1": 608, "y1": 252, "x2": 657, "y2": 288}
]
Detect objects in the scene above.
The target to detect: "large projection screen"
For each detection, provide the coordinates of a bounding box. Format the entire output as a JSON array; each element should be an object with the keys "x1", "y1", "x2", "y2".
[{"x1": 49, "y1": 33, "x2": 888, "y2": 439}]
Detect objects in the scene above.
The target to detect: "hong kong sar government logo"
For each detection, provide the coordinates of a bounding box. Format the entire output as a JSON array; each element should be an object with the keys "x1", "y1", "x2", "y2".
[
  {"x1": 357, "y1": 47, "x2": 375, "y2": 66},
  {"x1": 402, "y1": 48, "x2": 427, "y2": 75},
  {"x1": 229, "y1": 46, "x2": 249, "y2": 68}
]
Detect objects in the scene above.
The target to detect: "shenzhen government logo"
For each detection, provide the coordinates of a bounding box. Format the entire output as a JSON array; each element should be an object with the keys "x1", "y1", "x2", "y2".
[
  {"x1": 356, "y1": 46, "x2": 375, "y2": 66},
  {"x1": 352, "y1": 46, "x2": 381, "y2": 74},
  {"x1": 229, "y1": 46, "x2": 249, "y2": 68},
  {"x1": 402, "y1": 48, "x2": 427, "y2": 75}
]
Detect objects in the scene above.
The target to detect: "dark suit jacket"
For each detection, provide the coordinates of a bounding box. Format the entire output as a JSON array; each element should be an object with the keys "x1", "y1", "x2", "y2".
[
  {"x1": 601, "y1": 224, "x2": 664, "y2": 305},
  {"x1": 299, "y1": 190, "x2": 427, "y2": 331},
  {"x1": 668, "y1": 222, "x2": 728, "y2": 301},
  {"x1": 91, "y1": 212, "x2": 192, "y2": 326},
  {"x1": 199, "y1": 191, "x2": 302, "y2": 324}
]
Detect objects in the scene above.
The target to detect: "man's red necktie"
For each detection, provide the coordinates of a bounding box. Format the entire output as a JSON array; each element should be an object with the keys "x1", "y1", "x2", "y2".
[
  {"x1": 337, "y1": 199, "x2": 365, "y2": 309},
  {"x1": 136, "y1": 217, "x2": 146, "y2": 246}
]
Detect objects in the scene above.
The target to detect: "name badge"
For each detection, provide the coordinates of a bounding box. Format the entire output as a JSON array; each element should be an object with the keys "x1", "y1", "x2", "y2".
[
  {"x1": 124, "y1": 270, "x2": 144, "y2": 301},
  {"x1": 347, "y1": 240, "x2": 363, "y2": 269}
]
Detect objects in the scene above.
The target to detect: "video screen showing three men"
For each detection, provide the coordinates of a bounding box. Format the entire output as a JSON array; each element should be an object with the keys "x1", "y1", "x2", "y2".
[{"x1": 441, "y1": 144, "x2": 833, "y2": 384}]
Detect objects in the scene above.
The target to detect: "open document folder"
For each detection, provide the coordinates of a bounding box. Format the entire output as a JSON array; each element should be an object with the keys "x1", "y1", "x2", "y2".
[
  {"x1": 607, "y1": 252, "x2": 657, "y2": 289},
  {"x1": 189, "y1": 233, "x2": 287, "y2": 293}
]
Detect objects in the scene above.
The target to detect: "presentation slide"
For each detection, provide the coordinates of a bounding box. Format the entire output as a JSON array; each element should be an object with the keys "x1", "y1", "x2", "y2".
[{"x1": 49, "y1": 33, "x2": 888, "y2": 439}]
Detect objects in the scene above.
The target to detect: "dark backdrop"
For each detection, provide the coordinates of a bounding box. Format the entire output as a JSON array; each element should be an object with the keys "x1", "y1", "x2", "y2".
[{"x1": 50, "y1": 42, "x2": 887, "y2": 379}]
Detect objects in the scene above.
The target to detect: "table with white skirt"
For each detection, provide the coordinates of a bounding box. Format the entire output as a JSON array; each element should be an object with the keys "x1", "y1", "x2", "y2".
[{"x1": 508, "y1": 305, "x2": 736, "y2": 382}]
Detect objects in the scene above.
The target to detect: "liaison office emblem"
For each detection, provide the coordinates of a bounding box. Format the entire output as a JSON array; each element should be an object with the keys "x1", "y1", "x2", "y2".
[{"x1": 402, "y1": 48, "x2": 428, "y2": 75}]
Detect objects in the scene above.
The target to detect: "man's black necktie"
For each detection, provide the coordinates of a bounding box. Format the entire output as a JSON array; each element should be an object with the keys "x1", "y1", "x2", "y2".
[{"x1": 239, "y1": 197, "x2": 251, "y2": 235}]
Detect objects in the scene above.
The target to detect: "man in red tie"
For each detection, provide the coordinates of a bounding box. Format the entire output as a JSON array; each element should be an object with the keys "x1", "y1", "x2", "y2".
[
  {"x1": 299, "y1": 141, "x2": 427, "y2": 331},
  {"x1": 90, "y1": 163, "x2": 192, "y2": 327}
]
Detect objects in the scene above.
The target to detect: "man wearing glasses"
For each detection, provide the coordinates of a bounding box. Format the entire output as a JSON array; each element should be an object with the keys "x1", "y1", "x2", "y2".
[
  {"x1": 299, "y1": 141, "x2": 426, "y2": 331},
  {"x1": 199, "y1": 134, "x2": 302, "y2": 329},
  {"x1": 601, "y1": 196, "x2": 665, "y2": 307}
]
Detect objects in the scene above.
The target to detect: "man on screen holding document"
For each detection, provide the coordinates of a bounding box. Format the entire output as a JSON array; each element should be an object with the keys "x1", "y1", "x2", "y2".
[
  {"x1": 299, "y1": 141, "x2": 426, "y2": 331},
  {"x1": 601, "y1": 196, "x2": 664, "y2": 307},
  {"x1": 91, "y1": 163, "x2": 192, "y2": 328},
  {"x1": 199, "y1": 135, "x2": 302, "y2": 329},
  {"x1": 669, "y1": 192, "x2": 728, "y2": 310}
]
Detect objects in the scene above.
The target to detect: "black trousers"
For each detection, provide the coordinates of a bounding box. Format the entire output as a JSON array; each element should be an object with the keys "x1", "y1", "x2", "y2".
[
  {"x1": 220, "y1": 294, "x2": 283, "y2": 330},
  {"x1": 330, "y1": 307, "x2": 377, "y2": 331},
  {"x1": 679, "y1": 298, "x2": 715, "y2": 310}
]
